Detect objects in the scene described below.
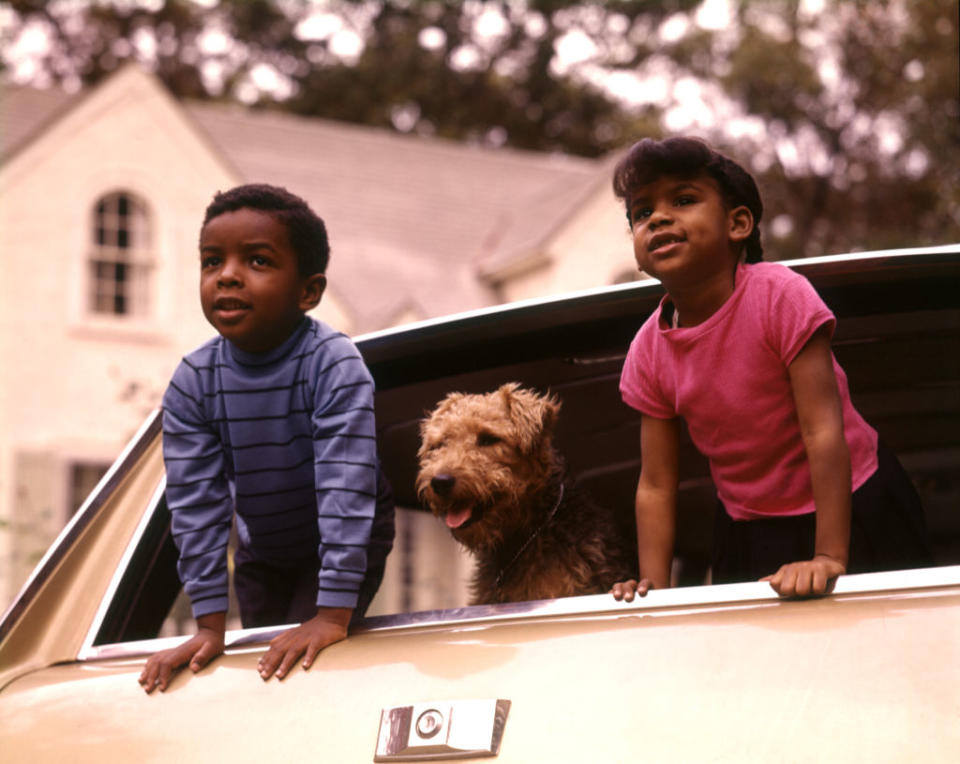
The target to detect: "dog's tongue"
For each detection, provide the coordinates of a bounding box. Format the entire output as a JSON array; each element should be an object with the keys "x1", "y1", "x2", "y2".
[{"x1": 445, "y1": 507, "x2": 473, "y2": 529}]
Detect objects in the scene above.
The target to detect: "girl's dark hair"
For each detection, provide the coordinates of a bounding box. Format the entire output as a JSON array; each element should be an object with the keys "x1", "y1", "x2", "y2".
[
  {"x1": 202, "y1": 183, "x2": 330, "y2": 275},
  {"x1": 612, "y1": 137, "x2": 764, "y2": 263}
]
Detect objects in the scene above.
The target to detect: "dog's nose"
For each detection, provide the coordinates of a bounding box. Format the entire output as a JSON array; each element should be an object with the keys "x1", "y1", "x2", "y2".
[{"x1": 431, "y1": 474, "x2": 456, "y2": 496}]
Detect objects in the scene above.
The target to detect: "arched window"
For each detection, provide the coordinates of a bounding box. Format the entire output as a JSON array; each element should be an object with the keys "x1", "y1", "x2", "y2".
[{"x1": 90, "y1": 192, "x2": 152, "y2": 316}]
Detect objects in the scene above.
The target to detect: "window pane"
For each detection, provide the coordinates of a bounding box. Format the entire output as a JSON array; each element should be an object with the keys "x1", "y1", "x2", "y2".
[{"x1": 89, "y1": 192, "x2": 150, "y2": 317}]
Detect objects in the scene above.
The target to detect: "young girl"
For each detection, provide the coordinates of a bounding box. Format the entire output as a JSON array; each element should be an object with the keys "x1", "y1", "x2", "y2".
[{"x1": 609, "y1": 137, "x2": 931, "y2": 600}]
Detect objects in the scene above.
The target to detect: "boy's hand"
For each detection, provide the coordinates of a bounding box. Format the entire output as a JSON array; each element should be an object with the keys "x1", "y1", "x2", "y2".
[
  {"x1": 138, "y1": 623, "x2": 225, "y2": 694},
  {"x1": 258, "y1": 607, "x2": 352, "y2": 681},
  {"x1": 610, "y1": 578, "x2": 655, "y2": 602},
  {"x1": 761, "y1": 554, "x2": 846, "y2": 598}
]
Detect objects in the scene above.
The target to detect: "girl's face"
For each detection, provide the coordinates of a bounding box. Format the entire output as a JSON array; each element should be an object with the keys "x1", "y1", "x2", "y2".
[
  {"x1": 199, "y1": 208, "x2": 324, "y2": 353},
  {"x1": 627, "y1": 173, "x2": 753, "y2": 290}
]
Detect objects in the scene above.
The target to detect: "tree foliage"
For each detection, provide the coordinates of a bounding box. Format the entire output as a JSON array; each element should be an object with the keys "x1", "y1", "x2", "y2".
[{"x1": 2, "y1": 0, "x2": 957, "y2": 257}]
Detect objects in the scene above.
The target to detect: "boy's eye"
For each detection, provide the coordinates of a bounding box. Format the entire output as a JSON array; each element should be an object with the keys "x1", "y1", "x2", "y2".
[
  {"x1": 251, "y1": 254, "x2": 269, "y2": 266},
  {"x1": 676, "y1": 195, "x2": 695, "y2": 206}
]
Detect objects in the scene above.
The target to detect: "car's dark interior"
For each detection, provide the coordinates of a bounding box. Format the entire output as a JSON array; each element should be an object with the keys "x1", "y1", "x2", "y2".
[
  {"x1": 94, "y1": 249, "x2": 960, "y2": 645},
  {"x1": 367, "y1": 251, "x2": 960, "y2": 584}
]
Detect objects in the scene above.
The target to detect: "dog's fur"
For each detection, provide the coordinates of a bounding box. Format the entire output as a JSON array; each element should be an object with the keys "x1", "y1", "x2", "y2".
[{"x1": 416, "y1": 383, "x2": 636, "y2": 605}]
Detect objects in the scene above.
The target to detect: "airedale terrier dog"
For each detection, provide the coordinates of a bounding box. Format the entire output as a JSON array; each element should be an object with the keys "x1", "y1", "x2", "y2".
[{"x1": 416, "y1": 383, "x2": 635, "y2": 605}]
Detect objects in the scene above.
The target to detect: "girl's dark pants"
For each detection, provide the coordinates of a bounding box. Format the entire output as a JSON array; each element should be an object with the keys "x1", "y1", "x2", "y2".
[{"x1": 712, "y1": 442, "x2": 933, "y2": 584}]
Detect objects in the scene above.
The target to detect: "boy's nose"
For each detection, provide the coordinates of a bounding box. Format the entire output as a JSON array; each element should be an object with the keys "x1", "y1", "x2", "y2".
[{"x1": 218, "y1": 259, "x2": 243, "y2": 286}]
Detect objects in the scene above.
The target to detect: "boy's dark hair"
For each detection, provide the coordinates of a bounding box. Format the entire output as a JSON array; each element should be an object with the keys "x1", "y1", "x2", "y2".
[
  {"x1": 202, "y1": 183, "x2": 330, "y2": 275},
  {"x1": 612, "y1": 137, "x2": 764, "y2": 263}
]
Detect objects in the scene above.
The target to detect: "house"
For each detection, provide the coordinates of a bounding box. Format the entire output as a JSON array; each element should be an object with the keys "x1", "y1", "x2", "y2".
[{"x1": 0, "y1": 64, "x2": 638, "y2": 609}]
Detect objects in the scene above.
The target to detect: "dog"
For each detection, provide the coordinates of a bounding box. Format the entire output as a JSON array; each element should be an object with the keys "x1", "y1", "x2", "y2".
[{"x1": 416, "y1": 383, "x2": 636, "y2": 605}]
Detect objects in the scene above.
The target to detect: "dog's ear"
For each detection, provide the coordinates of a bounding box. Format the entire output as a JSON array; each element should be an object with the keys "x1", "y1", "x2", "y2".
[{"x1": 498, "y1": 383, "x2": 561, "y2": 453}]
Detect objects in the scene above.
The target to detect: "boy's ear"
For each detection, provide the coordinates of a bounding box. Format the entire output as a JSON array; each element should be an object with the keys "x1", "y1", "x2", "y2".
[
  {"x1": 728, "y1": 205, "x2": 754, "y2": 244},
  {"x1": 300, "y1": 273, "x2": 326, "y2": 312}
]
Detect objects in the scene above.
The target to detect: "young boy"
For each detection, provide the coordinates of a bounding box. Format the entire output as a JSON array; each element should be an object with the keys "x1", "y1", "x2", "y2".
[
  {"x1": 608, "y1": 137, "x2": 930, "y2": 602},
  {"x1": 139, "y1": 184, "x2": 394, "y2": 693}
]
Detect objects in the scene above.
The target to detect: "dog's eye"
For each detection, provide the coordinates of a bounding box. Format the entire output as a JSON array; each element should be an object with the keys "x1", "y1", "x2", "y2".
[{"x1": 476, "y1": 432, "x2": 501, "y2": 447}]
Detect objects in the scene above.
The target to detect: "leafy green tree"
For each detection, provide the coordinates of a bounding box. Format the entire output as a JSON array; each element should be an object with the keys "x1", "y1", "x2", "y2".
[
  {"x1": 661, "y1": 0, "x2": 959, "y2": 257},
  {"x1": 2, "y1": 0, "x2": 957, "y2": 255}
]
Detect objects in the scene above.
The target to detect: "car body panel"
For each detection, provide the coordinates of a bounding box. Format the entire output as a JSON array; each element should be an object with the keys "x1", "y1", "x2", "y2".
[
  {"x1": 0, "y1": 412, "x2": 163, "y2": 689},
  {"x1": 2, "y1": 570, "x2": 959, "y2": 761},
  {"x1": 1, "y1": 246, "x2": 958, "y2": 761}
]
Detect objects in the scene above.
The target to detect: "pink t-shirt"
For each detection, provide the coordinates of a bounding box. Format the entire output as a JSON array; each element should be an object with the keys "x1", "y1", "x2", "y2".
[{"x1": 620, "y1": 262, "x2": 878, "y2": 520}]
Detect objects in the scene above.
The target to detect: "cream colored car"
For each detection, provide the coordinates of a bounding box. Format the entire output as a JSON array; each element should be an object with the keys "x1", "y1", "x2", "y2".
[{"x1": 2, "y1": 247, "x2": 958, "y2": 762}]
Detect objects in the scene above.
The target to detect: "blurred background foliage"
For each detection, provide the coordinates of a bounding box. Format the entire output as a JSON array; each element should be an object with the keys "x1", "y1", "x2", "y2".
[{"x1": 1, "y1": 0, "x2": 957, "y2": 259}]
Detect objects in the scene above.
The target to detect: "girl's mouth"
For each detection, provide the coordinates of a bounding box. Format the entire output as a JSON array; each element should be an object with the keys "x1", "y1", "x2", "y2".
[{"x1": 648, "y1": 233, "x2": 685, "y2": 256}]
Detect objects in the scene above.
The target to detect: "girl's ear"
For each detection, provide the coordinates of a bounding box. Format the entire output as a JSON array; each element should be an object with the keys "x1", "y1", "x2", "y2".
[
  {"x1": 728, "y1": 205, "x2": 754, "y2": 243},
  {"x1": 300, "y1": 273, "x2": 326, "y2": 312}
]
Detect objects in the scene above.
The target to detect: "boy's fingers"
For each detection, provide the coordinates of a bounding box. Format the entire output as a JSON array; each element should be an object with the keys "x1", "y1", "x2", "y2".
[
  {"x1": 190, "y1": 644, "x2": 213, "y2": 672},
  {"x1": 303, "y1": 641, "x2": 322, "y2": 669},
  {"x1": 259, "y1": 638, "x2": 292, "y2": 679},
  {"x1": 258, "y1": 650, "x2": 279, "y2": 679},
  {"x1": 276, "y1": 646, "x2": 304, "y2": 679},
  {"x1": 139, "y1": 665, "x2": 158, "y2": 693},
  {"x1": 157, "y1": 662, "x2": 173, "y2": 692}
]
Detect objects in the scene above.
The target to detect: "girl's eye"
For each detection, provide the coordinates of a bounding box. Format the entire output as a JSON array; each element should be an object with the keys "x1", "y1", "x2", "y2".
[
  {"x1": 676, "y1": 195, "x2": 695, "y2": 206},
  {"x1": 251, "y1": 255, "x2": 269, "y2": 266},
  {"x1": 201, "y1": 256, "x2": 220, "y2": 269},
  {"x1": 632, "y1": 207, "x2": 653, "y2": 222},
  {"x1": 476, "y1": 432, "x2": 501, "y2": 447}
]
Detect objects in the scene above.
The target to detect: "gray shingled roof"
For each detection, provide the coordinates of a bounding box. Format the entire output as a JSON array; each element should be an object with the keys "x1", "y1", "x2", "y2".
[
  {"x1": 2, "y1": 77, "x2": 607, "y2": 331},
  {"x1": 0, "y1": 82, "x2": 83, "y2": 162}
]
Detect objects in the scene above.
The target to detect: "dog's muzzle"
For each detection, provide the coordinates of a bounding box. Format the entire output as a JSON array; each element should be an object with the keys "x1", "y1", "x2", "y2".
[{"x1": 431, "y1": 474, "x2": 456, "y2": 496}]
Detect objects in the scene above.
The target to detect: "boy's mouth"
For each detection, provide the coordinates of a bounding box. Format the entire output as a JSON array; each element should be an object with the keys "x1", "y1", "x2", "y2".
[
  {"x1": 212, "y1": 297, "x2": 252, "y2": 321},
  {"x1": 213, "y1": 297, "x2": 252, "y2": 311}
]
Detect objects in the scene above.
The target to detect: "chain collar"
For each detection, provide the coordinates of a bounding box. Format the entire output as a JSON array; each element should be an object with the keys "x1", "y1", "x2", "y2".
[{"x1": 494, "y1": 484, "x2": 565, "y2": 593}]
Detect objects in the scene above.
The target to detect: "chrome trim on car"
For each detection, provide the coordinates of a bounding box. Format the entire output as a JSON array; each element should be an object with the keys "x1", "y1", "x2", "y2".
[
  {"x1": 0, "y1": 409, "x2": 164, "y2": 643},
  {"x1": 375, "y1": 698, "x2": 511, "y2": 761},
  {"x1": 77, "y1": 477, "x2": 169, "y2": 661},
  {"x1": 76, "y1": 565, "x2": 960, "y2": 662}
]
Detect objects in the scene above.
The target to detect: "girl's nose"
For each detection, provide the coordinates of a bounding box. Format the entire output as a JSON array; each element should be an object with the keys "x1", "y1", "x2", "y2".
[{"x1": 649, "y1": 207, "x2": 672, "y2": 227}]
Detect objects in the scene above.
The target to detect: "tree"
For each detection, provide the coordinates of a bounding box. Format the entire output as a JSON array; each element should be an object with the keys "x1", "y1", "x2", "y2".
[
  {"x1": 1, "y1": 0, "x2": 698, "y2": 155},
  {"x1": 657, "y1": 0, "x2": 959, "y2": 257},
  {"x1": 2, "y1": 0, "x2": 957, "y2": 256}
]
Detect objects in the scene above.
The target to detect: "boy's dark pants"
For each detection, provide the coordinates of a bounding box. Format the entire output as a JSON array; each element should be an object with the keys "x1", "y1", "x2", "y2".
[
  {"x1": 234, "y1": 473, "x2": 396, "y2": 629},
  {"x1": 712, "y1": 442, "x2": 933, "y2": 584}
]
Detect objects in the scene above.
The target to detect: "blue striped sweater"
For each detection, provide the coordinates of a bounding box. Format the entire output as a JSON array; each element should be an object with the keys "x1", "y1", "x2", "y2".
[{"x1": 162, "y1": 317, "x2": 385, "y2": 618}]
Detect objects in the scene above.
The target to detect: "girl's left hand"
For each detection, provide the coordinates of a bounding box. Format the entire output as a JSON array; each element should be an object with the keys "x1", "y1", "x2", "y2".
[{"x1": 761, "y1": 555, "x2": 846, "y2": 598}]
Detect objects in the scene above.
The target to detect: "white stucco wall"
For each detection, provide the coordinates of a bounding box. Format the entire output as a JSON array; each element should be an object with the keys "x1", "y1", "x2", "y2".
[
  {"x1": 496, "y1": 180, "x2": 643, "y2": 303},
  {"x1": 0, "y1": 67, "x2": 360, "y2": 605},
  {"x1": 0, "y1": 67, "x2": 237, "y2": 600}
]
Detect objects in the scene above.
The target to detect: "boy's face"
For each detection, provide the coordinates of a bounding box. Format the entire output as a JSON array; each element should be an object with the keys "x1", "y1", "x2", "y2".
[
  {"x1": 199, "y1": 208, "x2": 324, "y2": 353},
  {"x1": 627, "y1": 173, "x2": 753, "y2": 289}
]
